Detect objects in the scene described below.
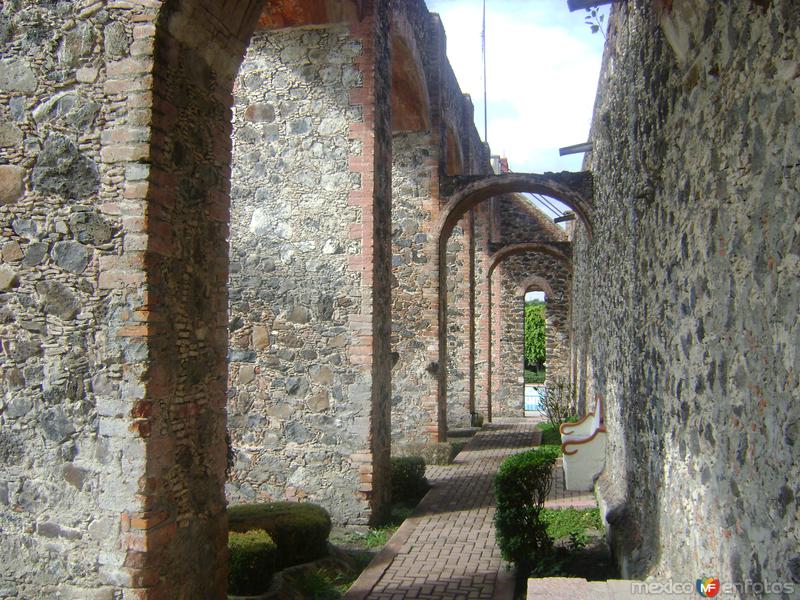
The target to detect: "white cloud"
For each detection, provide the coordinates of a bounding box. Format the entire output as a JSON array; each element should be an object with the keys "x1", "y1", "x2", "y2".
[{"x1": 427, "y1": 0, "x2": 607, "y2": 174}]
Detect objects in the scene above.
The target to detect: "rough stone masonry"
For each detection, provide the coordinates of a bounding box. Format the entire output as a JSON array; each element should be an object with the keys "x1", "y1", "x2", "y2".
[
  {"x1": 572, "y1": 0, "x2": 800, "y2": 588},
  {"x1": 5, "y1": 0, "x2": 792, "y2": 598}
]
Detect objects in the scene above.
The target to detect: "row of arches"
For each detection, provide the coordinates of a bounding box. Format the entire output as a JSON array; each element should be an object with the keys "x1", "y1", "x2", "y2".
[{"x1": 0, "y1": 1, "x2": 591, "y2": 597}]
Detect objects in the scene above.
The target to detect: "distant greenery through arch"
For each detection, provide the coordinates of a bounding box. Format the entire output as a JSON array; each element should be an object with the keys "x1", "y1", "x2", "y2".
[{"x1": 524, "y1": 300, "x2": 546, "y2": 384}]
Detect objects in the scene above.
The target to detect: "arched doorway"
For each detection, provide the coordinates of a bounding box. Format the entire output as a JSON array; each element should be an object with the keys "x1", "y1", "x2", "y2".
[{"x1": 435, "y1": 173, "x2": 591, "y2": 438}]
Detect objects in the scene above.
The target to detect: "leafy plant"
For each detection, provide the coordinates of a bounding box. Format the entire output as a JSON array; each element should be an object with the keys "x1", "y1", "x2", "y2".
[
  {"x1": 568, "y1": 531, "x2": 587, "y2": 551},
  {"x1": 494, "y1": 447, "x2": 559, "y2": 572},
  {"x1": 541, "y1": 377, "x2": 576, "y2": 430},
  {"x1": 524, "y1": 301, "x2": 546, "y2": 371},
  {"x1": 390, "y1": 456, "x2": 429, "y2": 505},
  {"x1": 584, "y1": 7, "x2": 607, "y2": 39},
  {"x1": 228, "y1": 529, "x2": 277, "y2": 595},
  {"x1": 293, "y1": 567, "x2": 351, "y2": 599},
  {"x1": 228, "y1": 502, "x2": 332, "y2": 568},
  {"x1": 540, "y1": 507, "x2": 602, "y2": 541}
]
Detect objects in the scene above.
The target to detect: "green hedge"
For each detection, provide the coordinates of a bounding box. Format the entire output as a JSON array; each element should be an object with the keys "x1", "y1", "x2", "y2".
[
  {"x1": 390, "y1": 456, "x2": 428, "y2": 505},
  {"x1": 494, "y1": 447, "x2": 559, "y2": 571},
  {"x1": 228, "y1": 502, "x2": 332, "y2": 569},
  {"x1": 228, "y1": 529, "x2": 277, "y2": 596},
  {"x1": 394, "y1": 442, "x2": 463, "y2": 466}
]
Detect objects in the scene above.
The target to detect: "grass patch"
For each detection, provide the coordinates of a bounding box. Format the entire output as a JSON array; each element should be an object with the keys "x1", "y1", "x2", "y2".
[
  {"x1": 541, "y1": 507, "x2": 602, "y2": 541},
  {"x1": 536, "y1": 421, "x2": 561, "y2": 446},
  {"x1": 524, "y1": 369, "x2": 546, "y2": 384},
  {"x1": 345, "y1": 506, "x2": 413, "y2": 550},
  {"x1": 292, "y1": 567, "x2": 352, "y2": 599},
  {"x1": 513, "y1": 508, "x2": 614, "y2": 598}
]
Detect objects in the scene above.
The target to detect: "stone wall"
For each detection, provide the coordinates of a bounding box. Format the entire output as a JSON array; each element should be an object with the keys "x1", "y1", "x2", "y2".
[
  {"x1": 496, "y1": 195, "x2": 566, "y2": 246},
  {"x1": 389, "y1": 0, "x2": 491, "y2": 444},
  {"x1": 226, "y1": 24, "x2": 372, "y2": 524},
  {"x1": 0, "y1": 0, "x2": 267, "y2": 596},
  {"x1": 492, "y1": 252, "x2": 571, "y2": 417},
  {"x1": 0, "y1": 3, "x2": 152, "y2": 596},
  {"x1": 445, "y1": 216, "x2": 473, "y2": 428},
  {"x1": 472, "y1": 202, "x2": 492, "y2": 419},
  {"x1": 390, "y1": 130, "x2": 439, "y2": 445},
  {"x1": 492, "y1": 262, "x2": 524, "y2": 416},
  {"x1": 574, "y1": 0, "x2": 800, "y2": 585}
]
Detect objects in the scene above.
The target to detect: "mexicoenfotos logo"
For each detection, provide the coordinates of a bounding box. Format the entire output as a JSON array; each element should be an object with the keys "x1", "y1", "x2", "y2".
[{"x1": 696, "y1": 577, "x2": 720, "y2": 597}]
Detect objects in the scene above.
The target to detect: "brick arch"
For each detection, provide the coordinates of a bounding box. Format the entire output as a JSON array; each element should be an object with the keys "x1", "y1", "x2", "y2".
[
  {"x1": 518, "y1": 274, "x2": 555, "y2": 298},
  {"x1": 112, "y1": 1, "x2": 390, "y2": 597},
  {"x1": 110, "y1": 3, "x2": 265, "y2": 599},
  {"x1": 434, "y1": 183, "x2": 579, "y2": 439},
  {"x1": 437, "y1": 171, "x2": 594, "y2": 242},
  {"x1": 390, "y1": 9, "x2": 432, "y2": 132},
  {"x1": 487, "y1": 242, "x2": 572, "y2": 277}
]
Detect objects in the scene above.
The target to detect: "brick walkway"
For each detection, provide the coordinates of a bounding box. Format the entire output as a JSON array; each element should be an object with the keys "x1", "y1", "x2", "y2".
[
  {"x1": 545, "y1": 457, "x2": 596, "y2": 509},
  {"x1": 345, "y1": 419, "x2": 598, "y2": 600}
]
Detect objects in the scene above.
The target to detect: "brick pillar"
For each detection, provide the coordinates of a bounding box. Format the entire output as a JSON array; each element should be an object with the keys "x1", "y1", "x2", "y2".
[{"x1": 347, "y1": 0, "x2": 393, "y2": 525}]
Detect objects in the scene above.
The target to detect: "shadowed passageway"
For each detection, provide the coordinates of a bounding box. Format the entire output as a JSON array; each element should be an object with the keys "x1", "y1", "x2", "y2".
[{"x1": 345, "y1": 419, "x2": 595, "y2": 600}]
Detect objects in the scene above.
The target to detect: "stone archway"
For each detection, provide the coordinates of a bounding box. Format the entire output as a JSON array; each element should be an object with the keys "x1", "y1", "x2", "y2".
[
  {"x1": 518, "y1": 274, "x2": 555, "y2": 298},
  {"x1": 435, "y1": 175, "x2": 588, "y2": 439},
  {"x1": 0, "y1": 1, "x2": 392, "y2": 597},
  {"x1": 484, "y1": 245, "x2": 572, "y2": 420},
  {"x1": 140, "y1": 3, "x2": 394, "y2": 596}
]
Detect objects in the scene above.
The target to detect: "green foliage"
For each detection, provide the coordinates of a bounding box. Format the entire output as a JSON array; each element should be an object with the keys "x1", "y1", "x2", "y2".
[
  {"x1": 228, "y1": 502, "x2": 332, "y2": 568},
  {"x1": 346, "y1": 506, "x2": 412, "y2": 549},
  {"x1": 584, "y1": 7, "x2": 607, "y2": 39},
  {"x1": 291, "y1": 567, "x2": 352, "y2": 599},
  {"x1": 361, "y1": 526, "x2": 394, "y2": 549},
  {"x1": 390, "y1": 456, "x2": 429, "y2": 505},
  {"x1": 524, "y1": 369, "x2": 546, "y2": 384},
  {"x1": 536, "y1": 421, "x2": 563, "y2": 454},
  {"x1": 524, "y1": 301, "x2": 546, "y2": 370},
  {"x1": 494, "y1": 447, "x2": 559, "y2": 571},
  {"x1": 394, "y1": 442, "x2": 462, "y2": 466},
  {"x1": 540, "y1": 508, "x2": 602, "y2": 541},
  {"x1": 541, "y1": 377, "x2": 576, "y2": 430},
  {"x1": 228, "y1": 529, "x2": 277, "y2": 595}
]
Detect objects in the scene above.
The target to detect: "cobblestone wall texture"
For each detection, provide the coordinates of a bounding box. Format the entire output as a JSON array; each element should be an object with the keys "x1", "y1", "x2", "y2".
[
  {"x1": 226, "y1": 25, "x2": 372, "y2": 524},
  {"x1": 0, "y1": 3, "x2": 151, "y2": 597},
  {"x1": 573, "y1": 0, "x2": 800, "y2": 585},
  {"x1": 390, "y1": 131, "x2": 439, "y2": 444},
  {"x1": 445, "y1": 218, "x2": 473, "y2": 429},
  {"x1": 472, "y1": 202, "x2": 492, "y2": 419},
  {"x1": 493, "y1": 252, "x2": 571, "y2": 417}
]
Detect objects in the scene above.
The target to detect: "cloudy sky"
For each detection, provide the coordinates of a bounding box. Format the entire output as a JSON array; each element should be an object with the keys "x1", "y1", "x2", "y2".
[{"x1": 425, "y1": 0, "x2": 608, "y2": 174}]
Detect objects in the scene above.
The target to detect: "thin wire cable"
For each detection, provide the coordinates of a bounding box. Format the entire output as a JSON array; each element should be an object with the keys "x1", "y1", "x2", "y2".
[{"x1": 533, "y1": 193, "x2": 564, "y2": 217}]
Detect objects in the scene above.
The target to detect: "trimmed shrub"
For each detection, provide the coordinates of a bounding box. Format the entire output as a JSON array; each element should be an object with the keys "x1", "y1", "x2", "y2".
[
  {"x1": 228, "y1": 529, "x2": 277, "y2": 595},
  {"x1": 394, "y1": 442, "x2": 463, "y2": 466},
  {"x1": 228, "y1": 502, "x2": 332, "y2": 568},
  {"x1": 390, "y1": 456, "x2": 428, "y2": 505},
  {"x1": 494, "y1": 447, "x2": 559, "y2": 571}
]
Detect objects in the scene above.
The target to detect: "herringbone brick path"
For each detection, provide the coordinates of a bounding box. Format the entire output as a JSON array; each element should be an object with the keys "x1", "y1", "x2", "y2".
[{"x1": 343, "y1": 420, "x2": 538, "y2": 600}]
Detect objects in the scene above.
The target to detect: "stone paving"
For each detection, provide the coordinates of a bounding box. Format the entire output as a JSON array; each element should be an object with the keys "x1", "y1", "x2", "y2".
[{"x1": 344, "y1": 418, "x2": 599, "y2": 600}]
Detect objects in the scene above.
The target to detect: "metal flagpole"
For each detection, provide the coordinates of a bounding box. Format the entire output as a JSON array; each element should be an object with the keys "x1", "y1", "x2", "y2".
[{"x1": 482, "y1": 0, "x2": 488, "y2": 144}]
